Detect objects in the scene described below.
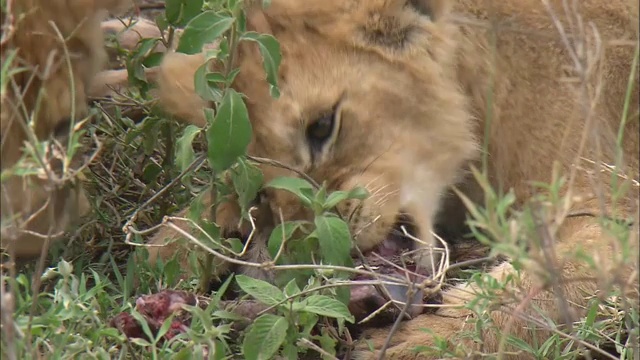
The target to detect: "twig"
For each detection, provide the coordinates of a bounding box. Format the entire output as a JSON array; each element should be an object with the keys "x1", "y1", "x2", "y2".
[
  {"x1": 122, "y1": 153, "x2": 206, "y2": 242},
  {"x1": 298, "y1": 338, "x2": 339, "y2": 360},
  {"x1": 376, "y1": 281, "x2": 416, "y2": 360},
  {"x1": 248, "y1": 155, "x2": 322, "y2": 189},
  {"x1": 0, "y1": 0, "x2": 15, "y2": 47},
  {"x1": 157, "y1": 218, "x2": 415, "y2": 284}
]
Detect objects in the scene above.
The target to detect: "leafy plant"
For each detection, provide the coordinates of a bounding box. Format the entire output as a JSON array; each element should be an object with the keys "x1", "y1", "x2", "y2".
[{"x1": 119, "y1": 0, "x2": 368, "y2": 358}]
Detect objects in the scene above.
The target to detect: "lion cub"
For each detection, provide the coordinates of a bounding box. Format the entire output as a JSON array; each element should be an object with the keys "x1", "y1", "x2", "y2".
[
  {"x1": 97, "y1": 0, "x2": 638, "y2": 358},
  {"x1": 1, "y1": 0, "x2": 133, "y2": 259}
]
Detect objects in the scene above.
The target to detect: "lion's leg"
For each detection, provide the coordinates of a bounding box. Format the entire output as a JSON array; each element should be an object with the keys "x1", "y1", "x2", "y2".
[
  {"x1": 101, "y1": 17, "x2": 165, "y2": 52},
  {"x1": 88, "y1": 68, "x2": 161, "y2": 99},
  {"x1": 95, "y1": 16, "x2": 209, "y2": 125},
  {"x1": 354, "y1": 216, "x2": 638, "y2": 359},
  {"x1": 353, "y1": 313, "x2": 470, "y2": 360},
  {"x1": 88, "y1": 18, "x2": 163, "y2": 99}
]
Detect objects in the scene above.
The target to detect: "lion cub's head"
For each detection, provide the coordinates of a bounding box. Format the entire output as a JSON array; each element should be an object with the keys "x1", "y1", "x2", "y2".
[
  {"x1": 160, "y1": 0, "x2": 478, "y2": 270},
  {"x1": 1, "y1": 0, "x2": 132, "y2": 259}
]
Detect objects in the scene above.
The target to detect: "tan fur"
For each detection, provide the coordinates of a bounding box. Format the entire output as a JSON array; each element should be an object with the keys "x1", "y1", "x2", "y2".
[
  {"x1": 0, "y1": 0, "x2": 133, "y2": 258},
  {"x1": 2, "y1": 0, "x2": 631, "y2": 356},
  {"x1": 100, "y1": 0, "x2": 638, "y2": 358},
  {"x1": 145, "y1": 0, "x2": 478, "y2": 273}
]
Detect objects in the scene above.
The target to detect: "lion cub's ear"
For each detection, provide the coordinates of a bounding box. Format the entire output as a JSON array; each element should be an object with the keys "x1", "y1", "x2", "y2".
[
  {"x1": 354, "y1": 0, "x2": 452, "y2": 57},
  {"x1": 254, "y1": 0, "x2": 452, "y2": 51}
]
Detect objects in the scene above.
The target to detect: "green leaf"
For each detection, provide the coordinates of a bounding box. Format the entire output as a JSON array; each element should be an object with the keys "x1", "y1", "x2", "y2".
[
  {"x1": 0, "y1": 49, "x2": 19, "y2": 92},
  {"x1": 267, "y1": 221, "x2": 304, "y2": 259},
  {"x1": 175, "y1": 125, "x2": 201, "y2": 172},
  {"x1": 348, "y1": 186, "x2": 370, "y2": 200},
  {"x1": 206, "y1": 89, "x2": 252, "y2": 172},
  {"x1": 313, "y1": 184, "x2": 328, "y2": 209},
  {"x1": 155, "y1": 14, "x2": 169, "y2": 33},
  {"x1": 212, "y1": 273, "x2": 234, "y2": 304},
  {"x1": 177, "y1": 11, "x2": 234, "y2": 55},
  {"x1": 58, "y1": 260, "x2": 73, "y2": 277},
  {"x1": 313, "y1": 185, "x2": 369, "y2": 212},
  {"x1": 155, "y1": 313, "x2": 176, "y2": 342},
  {"x1": 265, "y1": 177, "x2": 314, "y2": 206},
  {"x1": 227, "y1": 0, "x2": 242, "y2": 12},
  {"x1": 301, "y1": 295, "x2": 354, "y2": 323},
  {"x1": 505, "y1": 335, "x2": 535, "y2": 354},
  {"x1": 165, "y1": 0, "x2": 204, "y2": 27},
  {"x1": 133, "y1": 38, "x2": 161, "y2": 59},
  {"x1": 164, "y1": 0, "x2": 183, "y2": 24},
  {"x1": 211, "y1": 309, "x2": 244, "y2": 322},
  {"x1": 235, "y1": 275, "x2": 285, "y2": 306},
  {"x1": 584, "y1": 300, "x2": 599, "y2": 328},
  {"x1": 230, "y1": 158, "x2": 263, "y2": 214},
  {"x1": 187, "y1": 190, "x2": 211, "y2": 222},
  {"x1": 323, "y1": 191, "x2": 350, "y2": 210},
  {"x1": 314, "y1": 328, "x2": 338, "y2": 360},
  {"x1": 240, "y1": 32, "x2": 282, "y2": 98},
  {"x1": 283, "y1": 279, "x2": 301, "y2": 298},
  {"x1": 130, "y1": 337, "x2": 152, "y2": 347},
  {"x1": 314, "y1": 215, "x2": 352, "y2": 266},
  {"x1": 163, "y1": 258, "x2": 181, "y2": 286},
  {"x1": 335, "y1": 286, "x2": 351, "y2": 307},
  {"x1": 205, "y1": 71, "x2": 227, "y2": 84},
  {"x1": 130, "y1": 310, "x2": 156, "y2": 342},
  {"x1": 142, "y1": 52, "x2": 164, "y2": 68},
  {"x1": 297, "y1": 311, "x2": 320, "y2": 338},
  {"x1": 140, "y1": 118, "x2": 159, "y2": 155},
  {"x1": 142, "y1": 162, "x2": 162, "y2": 183},
  {"x1": 224, "y1": 237, "x2": 244, "y2": 253},
  {"x1": 180, "y1": 0, "x2": 204, "y2": 26},
  {"x1": 242, "y1": 314, "x2": 289, "y2": 360},
  {"x1": 281, "y1": 343, "x2": 298, "y2": 359},
  {"x1": 174, "y1": 348, "x2": 196, "y2": 360},
  {"x1": 194, "y1": 63, "x2": 222, "y2": 102}
]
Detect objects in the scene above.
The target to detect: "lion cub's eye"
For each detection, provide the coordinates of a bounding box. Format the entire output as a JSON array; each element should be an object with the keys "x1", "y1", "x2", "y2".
[
  {"x1": 306, "y1": 112, "x2": 336, "y2": 146},
  {"x1": 305, "y1": 102, "x2": 343, "y2": 161}
]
